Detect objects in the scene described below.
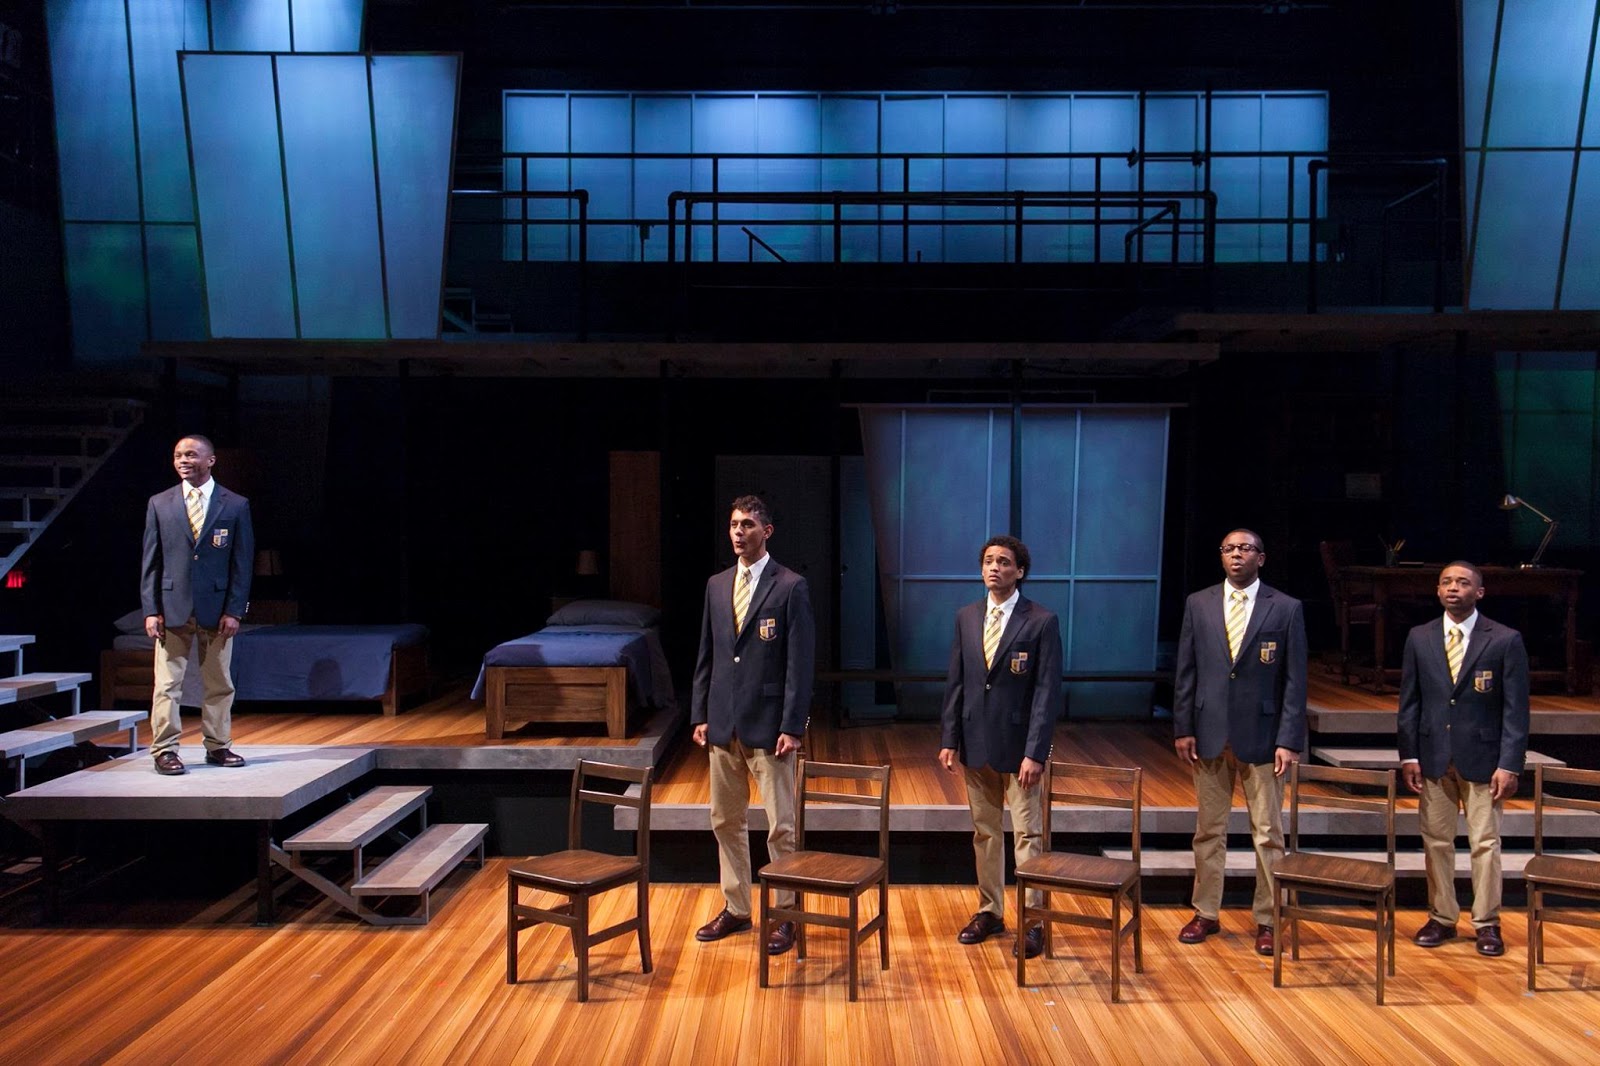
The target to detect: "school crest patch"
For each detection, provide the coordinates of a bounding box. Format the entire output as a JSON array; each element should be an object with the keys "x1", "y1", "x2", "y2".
[
  {"x1": 1473, "y1": 670, "x2": 1494, "y2": 693},
  {"x1": 211, "y1": 528, "x2": 229, "y2": 549},
  {"x1": 759, "y1": 617, "x2": 778, "y2": 641},
  {"x1": 1259, "y1": 641, "x2": 1277, "y2": 665},
  {"x1": 1009, "y1": 651, "x2": 1029, "y2": 675}
]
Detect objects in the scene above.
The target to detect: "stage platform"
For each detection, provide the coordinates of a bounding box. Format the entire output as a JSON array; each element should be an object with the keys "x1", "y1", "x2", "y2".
[{"x1": 1305, "y1": 674, "x2": 1600, "y2": 734}]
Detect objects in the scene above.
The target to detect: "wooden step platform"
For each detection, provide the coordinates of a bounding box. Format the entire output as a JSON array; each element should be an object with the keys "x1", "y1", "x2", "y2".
[
  {"x1": 0, "y1": 710, "x2": 147, "y2": 791},
  {"x1": 1106, "y1": 848, "x2": 1598, "y2": 879},
  {"x1": 351, "y1": 823, "x2": 488, "y2": 925},
  {"x1": 1311, "y1": 747, "x2": 1566, "y2": 770},
  {"x1": 282, "y1": 785, "x2": 432, "y2": 855},
  {"x1": 0, "y1": 672, "x2": 91, "y2": 711}
]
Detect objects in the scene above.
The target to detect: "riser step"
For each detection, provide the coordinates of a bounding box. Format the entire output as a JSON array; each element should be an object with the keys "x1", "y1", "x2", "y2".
[
  {"x1": 353, "y1": 823, "x2": 488, "y2": 897},
  {"x1": 283, "y1": 785, "x2": 433, "y2": 852}
]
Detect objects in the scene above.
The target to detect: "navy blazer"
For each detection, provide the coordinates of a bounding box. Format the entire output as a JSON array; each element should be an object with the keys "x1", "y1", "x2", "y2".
[
  {"x1": 1173, "y1": 582, "x2": 1308, "y2": 765},
  {"x1": 690, "y1": 558, "x2": 815, "y2": 750},
  {"x1": 139, "y1": 482, "x2": 254, "y2": 630},
  {"x1": 1397, "y1": 614, "x2": 1529, "y2": 783},
  {"x1": 939, "y1": 594, "x2": 1063, "y2": 775}
]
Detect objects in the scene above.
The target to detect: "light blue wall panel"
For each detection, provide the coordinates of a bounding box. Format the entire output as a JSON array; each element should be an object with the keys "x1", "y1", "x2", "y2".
[
  {"x1": 572, "y1": 95, "x2": 635, "y2": 259},
  {"x1": 63, "y1": 223, "x2": 146, "y2": 361},
  {"x1": 209, "y1": 0, "x2": 290, "y2": 51},
  {"x1": 291, "y1": 1, "x2": 363, "y2": 51},
  {"x1": 1075, "y1": 410, "x2": 1168, "y2": 575},
  {"x1": 900, "y1": 411, "x2": 1008, "y2": 574},
  {"x1": 1067, "y1": 581, "x2": 1157, "y2": 716},
  {"x1": 372, "y1": 53, "x2": 458, "y2": 337},
  {"x1": 756, "y1": 96, "x2": 821, "y2": 259},
  {"x1": 1019, "y1": 412, "x2": 1078, "y2": 575},
  {"x1": 1487, "y1": 0, "x2": 1593, "y2": 147},
  {"x1": 635, "y1": 96, "x2": 690, "y2": 262},
  {"x1": 503, "y1": 94, "x2": 568, "y2": 259},
  {"x1": 821, "y1": 98, "x2": 880, "y2": 261},
  {"x1": 1561, "y1": 152, "x2": 1600, "y2": 308},
  {"x1": 128, "y1": 0, "x2": 208, "y2": 222},
  {"x1": 183, "y1": 52, "x2": 296, "y2": 336},
  {"x1": 1146, "y1": 95, "x2": 1198, "y2": 152},
  {"x1": 1471, "y1": 150, "x2": 1571, "y2": 309},
  {"x1": 145, "y1": 224, "x2": 207, "y2": 339},
  {"x1": 692, "y1": 95, "x2": 756, "y2": 258},
  {"x1": 1212, "y1": 94, "x2": 1263, "y2": 262},
  {"x1": 46, "y1": 0, "x2": 139, "y2": 221},
  {"x1": 1461, "y1": 0, "x2": 1499, "y2": 147},
  {"x1": 1073, "y1": 96, "x2": 1138, "y2": 262},
  {"x1": 504, "y1": 93, "x2": 569, "y2": 152},
  {"x1": 277, "y1": 55, "x2": 385, "y2": 338}
]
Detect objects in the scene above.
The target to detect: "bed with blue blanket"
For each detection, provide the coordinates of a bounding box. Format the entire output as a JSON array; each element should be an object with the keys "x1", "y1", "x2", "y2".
[{"x1": 471, "y1": 600, "x2": 675, "y2": 739}]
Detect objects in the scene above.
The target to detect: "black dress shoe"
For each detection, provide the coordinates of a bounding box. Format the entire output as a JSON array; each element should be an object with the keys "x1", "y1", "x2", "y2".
[
  {"x1": 767, "y1": 920, "x2": 797, "y2": 955},
  {"x1": 153, "y1": 751, "x2": 186, "y2": 776},
  {"x1": 204, "y1": 748, "x2": 245, "y2": 767},
  {"x1": 1013, "y1": 925, "x2": 1044, "y2": 959},
  {"x1": 958, "y1": 911, "x2": 1006, "y2": 945},
  {"x1": 1475, "y1": 925, "x2": 1505, "y2": 957},
  {"x1": 1413, "y1": 919, "x2": 1459, "y2": 948},
  {"x1": 696, "y1": 908, "x2": 753, "y2": 942}
]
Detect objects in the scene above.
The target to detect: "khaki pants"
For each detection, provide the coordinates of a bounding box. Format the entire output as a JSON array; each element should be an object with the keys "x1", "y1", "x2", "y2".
[
  {"x1": 964, "y1": 764, "x2": 1046, "y2": 918},
  {"x1": 1191, "y1": 749, "x2": 1284, "y2": 927},
  {"x1": 150, "y1": 620, "x2": 236, "y2": 756},
  {"x1": 708, "y1": 739, "x2": 797, "y2": 918},
  {"x1": 1418, "y1": 768, "x2": 1502, "y2": 929}
]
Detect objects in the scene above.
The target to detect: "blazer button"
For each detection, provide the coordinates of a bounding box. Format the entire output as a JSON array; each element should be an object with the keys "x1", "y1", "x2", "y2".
[
  {"x1": 985, "y1": 683, "x2": 992, "y2": 691},
  {"x1": 1229, "y1": 671, "x2": 1237, "y2": 680},
  {"x1": 1449, "y1": 698, "x2": 1456, "y2": 706},
  {"x1": 734, "y1": 656, "x2": 741, "y2": 663}
]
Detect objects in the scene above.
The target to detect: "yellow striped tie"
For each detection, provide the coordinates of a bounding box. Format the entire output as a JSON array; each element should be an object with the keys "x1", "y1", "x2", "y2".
[
  {"x1": 186, "y1": 488, "x2": 205, "y2": 543},
  {"x1": 1446, "y1": 625, "x2": 1464, "y2": 685},
  {"x1": 1226, "y1": 589, "x2": 1247, "y2": 662},
  {"x1": 733, "y1": 567, "x2": 753, "y2": 632},
  {"x1": 983, "y1": 605, "x2": 1003, "y2": 669}
]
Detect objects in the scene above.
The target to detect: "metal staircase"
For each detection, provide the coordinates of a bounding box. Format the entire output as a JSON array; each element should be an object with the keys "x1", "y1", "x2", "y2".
[{"x1": 0, "y1": 397, "x2": 146, "y2": 581}]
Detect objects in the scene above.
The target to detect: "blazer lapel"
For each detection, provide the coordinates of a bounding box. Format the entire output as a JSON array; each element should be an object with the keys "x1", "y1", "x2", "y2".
[
  {"x1": 1455, "y1": 617, "x2": 1494, "y2": 692},
  {"x1": 739, "y1": 561, "x2": 781, "y2": 643},
  {"x1": 989, "y1": 597, "x2": 1030, "y2": 675},
  {"x1": 1206, "y1": 585, "x2": 1233, "y2": 663},
  {"x1": 196, "y1": 485, "x2": 225, "y2": 545},
  {"x1": 715, "y1": 569, "x2": 739, "y2": 647},
  {"x1": 1420, "y1": 618, "x2": 1455, "y2": 691},
  {"x1": 1238, "y1": 586, "x2": 1274, "y2": 658}
]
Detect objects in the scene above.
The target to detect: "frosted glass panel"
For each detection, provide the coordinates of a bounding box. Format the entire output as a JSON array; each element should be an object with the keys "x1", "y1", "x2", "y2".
[
  {"x1": 63, "y1": 223, "x2": 146, "y2": 361},
  {"x1": 145, "y1": 224, "x2": 207, "y2": 340},
  {"x1": 128, "y1": 0, "x2": 206, "y2": 222},
  {"x1": 45, "y1": 0, "x2": 139, "y2": 221},
  {"x1": 1487, "y1": 0, "x2": 1592, "y2": 147},
  {"x1": 209, "y1": 0, "x2": 290, "y2": 51},
  {"x1": 1471, "y1": 151, "x2": 1570, "y2": 309},
  {"x1": 1075, "y1": 410, "x2": 1168, "y2": 575},
  {"x1": 291, "y1": 0, "x2": 363, "y2": 51}
]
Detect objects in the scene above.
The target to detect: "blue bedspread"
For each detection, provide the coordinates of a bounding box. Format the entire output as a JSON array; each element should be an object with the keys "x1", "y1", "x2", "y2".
[{"x1": 470, "y1": 625, "x2": 673, "y2": 708}]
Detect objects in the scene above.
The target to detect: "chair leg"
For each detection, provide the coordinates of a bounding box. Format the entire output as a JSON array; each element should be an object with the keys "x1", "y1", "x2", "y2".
[
  {"x1": 759, "y1": 880, "x2": 771, "y2": 990},
  {"x1": 795, "y1": 891, "x2": 807, "y2": 960},
  {"x1": 1132, "y1": 881, "x2": 1144, "y2": 973},
  {"x1": 506, "y1": 879, "x2": 519, "y2": 985},
  {"x1": 1387, "y1": 893, "x2": 1396, "y2": 976},
  {"x1": 1374, "y1": 892, "x2": 1386, "y2": 1006},
  {"x1": 1015, "y1": 878, "x2": 1027, "y2": 988},
  {"x1": 1272, "y1": 884, "x2": 1284, "y2": 988},
  {"x1": 1290, "y1": 888, "x2": 1301, "y2": 961},
  {"x1": 1526, "y1": 884, "x2": 1537, "y2": 992},
  {"x1": 573, "y1": 894, "x2": 590, "y2": 1003},
  {"x1": 637, "y1": 876, "x2": 653, "y2": 975},
  {"x1": 1110, "y1": 890, "x2": 1122, "y2": 1003},
  {"x1": 879, "y1": 877, "x2": 890, "y2": 970},
  {"x1": 1042, "y1": 889, "x2": 1054, "y2": 959},
  {"x1": 848, "y1": 894, "x2": 861, "y2": 1002}
]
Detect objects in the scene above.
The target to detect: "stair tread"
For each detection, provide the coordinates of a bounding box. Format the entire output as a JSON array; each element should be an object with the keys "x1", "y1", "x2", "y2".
[
  {"x1": 352, "y1": 823, "x2": 488, "y2": 896},
  {"x1": 0, "y1": 672, "x2": 94, "y2": 705},
  {"x1": 283, "y1": 785, "x2": 433, "y2": 851},
  {"x1": 0, "y1": 710, "x2": 148, "y2": 759}
]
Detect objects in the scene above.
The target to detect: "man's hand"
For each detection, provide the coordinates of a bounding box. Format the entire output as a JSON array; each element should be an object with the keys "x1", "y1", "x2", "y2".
[
  {"x1": 938, "y1": 747, "x2": 959, "y2": 773},
  {"x1": 1490, "y1": 767, "x2": 1519, "y2": 802},
  {"x1": 1401, "y1": 762, "x2": 1423, "y2": 794},
  {"x1": 774, "y1": 732, "x2": 802, "y2": 758},
  {"x1": 218, "y1": 614, "x2": 241, "y2": 639},
  {"x1": 1018, "y1": 756, "x2": 1044, "y2": 790},
  {"x1": 1273, "y1": 746, "x2": 1301, "y2": 778},
  {"x1": 1174, "y1": 736, "x2": 1198, "y2": 764},
  {"x1": 693, "y1": 724, "x2": 708, "y2": 748},
  {"x1": 144, "y1": 615, "x2": 164, "y2": 640}
]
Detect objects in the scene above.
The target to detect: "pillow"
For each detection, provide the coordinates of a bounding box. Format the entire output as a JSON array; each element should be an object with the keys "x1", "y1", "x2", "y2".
[
  {"x1": 113, "y1": 608, "x2": 148, "y2": 635},
  {"x1": 547, "y1": 599, "x2": 661, "y2": 628}
]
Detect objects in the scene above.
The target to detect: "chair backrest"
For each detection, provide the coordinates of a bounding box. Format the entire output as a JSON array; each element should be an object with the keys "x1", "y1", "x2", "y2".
[
  {"x1": 1287, "y1": 762, "x2": 1396, "y2": 867},
  {"x1": 1039, "y1": 761, "x2": 1142, "y2": 868},
  {"x1": 794, "y1": 757, "x2": 891, "y2": 862},
  {"x1": 1533, "y1": 764, "x2": 1600, "y2": 855},
  {"x1": 568, "y1": 759, "x2": 652, "y2": 866}
]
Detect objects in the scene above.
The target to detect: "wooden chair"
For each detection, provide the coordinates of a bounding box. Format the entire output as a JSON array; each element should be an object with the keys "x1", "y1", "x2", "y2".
[
  {"x1": 757, "y1": 757, "x2": 890, "y2": 1001},
  {"x1": 1014, "y1": 761, "x2": 1143, "y2": 1001},
  {"x1": 1271, "y1": 763, "x2": 1396, "y2": 1004},
  {"x1": 1320, "y1": 539, "x2": 1376, "y2": 684},
  {"x1": 506, "y1": 760, "x2": 652, "y2": 1002},
  {"x1": 1525, "y1": 764, "x2": 1600, "y2": 991}
]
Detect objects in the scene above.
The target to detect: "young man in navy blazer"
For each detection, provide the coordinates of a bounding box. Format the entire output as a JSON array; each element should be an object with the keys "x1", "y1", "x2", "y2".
[
  {"x1": 140, "y1": 435, "x2": 254, "y2": 775},
  {"x1": 1398, "y1": 561, "x2": 1529, "y2": 958},
  {"x1": 690, "y1": 495, "x2": 815, "y2": 955},
  {"x1": 1172, "y1": 528, "x2": 1306, "y2": 957},
  {"x1": 939, "y1": 535, "x2": 1063, "y2": 960}
]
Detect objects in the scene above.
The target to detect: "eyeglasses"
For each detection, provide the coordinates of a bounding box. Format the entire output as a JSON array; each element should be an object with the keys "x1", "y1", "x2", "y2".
[{"x1": 1219, "y1": 543, "x2": 1262, "y2": 555}]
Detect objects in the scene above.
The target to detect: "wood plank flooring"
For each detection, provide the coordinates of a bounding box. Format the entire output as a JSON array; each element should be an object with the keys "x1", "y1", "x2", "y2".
[{"x1": 1, "y1": 875, "x2": 1596, "y2": 1065}]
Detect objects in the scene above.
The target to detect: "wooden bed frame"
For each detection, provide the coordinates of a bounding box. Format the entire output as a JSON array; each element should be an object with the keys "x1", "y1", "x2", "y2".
[
  {"x1": 482, "y1": 665, "x2": 633, "y2": 740},
  {"x1": 99, "y1": 640, "x2": 430, "y2": 717}
]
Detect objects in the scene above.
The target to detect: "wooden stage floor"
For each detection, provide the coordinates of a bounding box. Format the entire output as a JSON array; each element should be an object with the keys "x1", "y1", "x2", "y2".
[{"x1": 0, "y1": 876, "x2": 1595, "y2": 1065}]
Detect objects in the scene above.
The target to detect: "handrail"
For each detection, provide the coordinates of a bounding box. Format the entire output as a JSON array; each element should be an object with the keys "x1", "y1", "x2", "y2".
[
  {"x1": 1306, "y1": 157, "x2": 1448, "y2": 313},
  {"x1": 741, "y1": 226, "x2": 788, "y2": 262}
]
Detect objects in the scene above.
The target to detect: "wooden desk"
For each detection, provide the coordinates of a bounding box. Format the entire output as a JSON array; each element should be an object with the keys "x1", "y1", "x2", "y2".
[{"x1": 1337, "y1": 565, "x2": 1582, "y2": 694}]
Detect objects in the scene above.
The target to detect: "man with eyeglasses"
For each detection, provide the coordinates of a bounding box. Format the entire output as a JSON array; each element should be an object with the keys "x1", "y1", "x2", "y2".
[{"x1": 1172, "y1": 528, "x2": 1307, "y2": 957}]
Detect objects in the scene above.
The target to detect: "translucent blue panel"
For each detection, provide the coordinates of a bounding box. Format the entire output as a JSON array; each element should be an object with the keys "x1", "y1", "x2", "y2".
[
  {"x1": 1471, "y1": 150, "x2": 1571, "y2": 309},
  {"x1": 571, "y1": 95, "x2": 630, "y2": 152},
  {"x1": 944, "y1": 158, "x2": 1005, "y2": 261},
  {"x1": 290, "y1": 0, "x2": 362, "y2": 51},
  {"x1": 63, "y1": 223, "x2": 146, "y2": 361},
  {"x1": 372, "y1": 54, "x2": 458, "y2": 336},
  {"x1": 1069, "y1": 155, "x2": 1136, "y2": 263},
  {"x1": 45, "y1": 0, "x2": 139, "y2": 221},
  {"x1": 504, "y1": 158, "x2": 571, "y2": 261},
  {"x1": 1019, "y1": 412, "x2": 1078, "y2": 574},
  {"x1": 901, "y1": 411, "x2": 1008, "y2": 574},
  {"x1": 1589, "y1": 56, "x2": 1600, "y2": 148},
  {"x1": 1461, "y1": 0, "x2": 1499, "y2": 146},
  {"x1": 758, "y1": 95, "x2": 819, "y2": 151},
  {"x1": 504, "y1": 93, "x2": 569, "y2": 153},
  {"x1": 145, "y1": 224, "x2": 206, "y2": 339},
  {"x1": 882, "y1": 96, "x2": 942, "y2": 153},
  {"x1": 1144, "y1": 95, "x2": 1198, "y2": 153},
  {"x1": 1463, "y1": 151, "x2": 1482, "y2": 263},
  {"x1": 637, "y1": 159, "x2": 690, "y2": 261},
  {"x1": 694, "y1": 95, "x2": 756, "y2": 153},
  {"x1": 1212, "y1": 94, "x2": 1262, "y2": 150},
  {"x1": 1501, "y1": 352, "x2": 1596, "y2": 412},
  {"x1": 1069, "y1": 581, "x2": 1157, "y2": 668},
  {"x1": 1488, "y1": 0, "x2": 1593, "y2": 147},
  {"x1": 209, "y1": 0, "x2": 290, "y2": 51},
  {"x1": 1008, "y1": 96, "x2": 1071, "y2": 153},
  {"x1": 838, "y1": 458, "x2": 882, "y2": 712},
  {"x1": 1071, "y1": 95, "x2": 1137, "y2": 152},
  {"x1": 129, "y1": 0, "x2": 208, "y2": 222},
  {"x1": 574, "y1": 159, "x2": 634, "y2": 259},
  {"x1": 821, "y1": 96, "x2": 878, "y2": 152},
  {"x1": 277, "y1": 55, "x2": 384, "y2": 338},
  {"x1": 1508, "y1": 413, "x2": 1597, "y2": 543},
  {"x1": 757, "y1": 97, "x2": 821, "y2": 255},
  {"x1": 633, "y1": 94, "x2": 688, "y2": 152},
  {"x1": 859, "y1": 410, "x2": 904, "y2": 561},
  {"x1": 1261, "y1": 93, "x2": 1328, "y2": 152},
  {"x1": 183, "y1": 53, "x2": 296, "y2": 337},
  {"x1": 947, "y1": 96, "x2": 1005, "y2": 151},
  {"x1": 1560, "y1": 152, "x2": 1600, "y2": 308},
  {"x1": 1074, "y1": 410, "x2": 1167, "y2": 575}
]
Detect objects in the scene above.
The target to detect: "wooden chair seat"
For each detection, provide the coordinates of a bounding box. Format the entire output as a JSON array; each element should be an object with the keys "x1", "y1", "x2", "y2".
[
  {"x1": 1524, "y1": 853, "x2": 1600, "y2": 892},
  {"x1": 1275, "y1": 852, "x2": 1394, "y2": 893},
  {"x1": 509, "y1": 850, "x2": 641, "y2": 893},
  {"x1": 761, "y1": 850, "x2": 884, "y2": 891},
  {"x1": 1017, "y1": 852, "x2": 1138, "y2": 893}
]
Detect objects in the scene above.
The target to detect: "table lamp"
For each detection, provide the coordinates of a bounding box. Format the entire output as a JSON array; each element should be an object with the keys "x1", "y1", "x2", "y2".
[{"x1": 1499, "y1": 494, "x2": 1558, "y2": 569}]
